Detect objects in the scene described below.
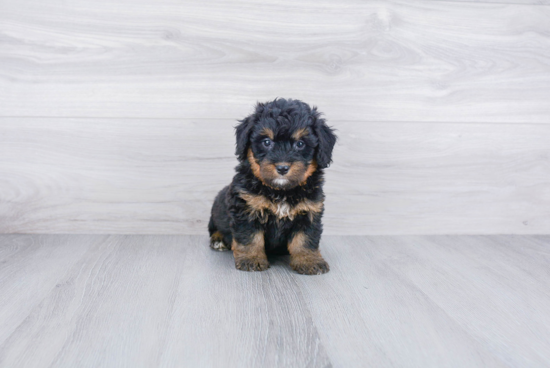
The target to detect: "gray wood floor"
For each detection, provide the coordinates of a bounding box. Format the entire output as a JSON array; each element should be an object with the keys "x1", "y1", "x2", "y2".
[{"x1": 1, "y1": 234, "x2": 549, "y2": 367}]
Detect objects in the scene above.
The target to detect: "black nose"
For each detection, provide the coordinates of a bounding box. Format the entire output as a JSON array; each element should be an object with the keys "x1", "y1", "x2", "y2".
[{"x1": 276, "y1": 165, "x2": 290, "y2": 175}]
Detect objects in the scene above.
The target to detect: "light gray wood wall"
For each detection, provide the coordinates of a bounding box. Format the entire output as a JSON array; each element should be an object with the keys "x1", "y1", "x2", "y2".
[{"x1": 1, "y1": 0, "x2": 549, "y2": 234}]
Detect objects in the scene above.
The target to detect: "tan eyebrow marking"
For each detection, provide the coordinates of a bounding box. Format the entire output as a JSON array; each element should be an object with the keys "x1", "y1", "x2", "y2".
[
  {"x1": 292, "y1": 128, "x2": 309, "y2": 140},
  {"x1": 260, "y1": 127, "x2": 275, "y2": 140}
]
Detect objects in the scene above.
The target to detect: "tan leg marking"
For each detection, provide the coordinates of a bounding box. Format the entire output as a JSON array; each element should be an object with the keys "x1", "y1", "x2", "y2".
[
  {"x1": 288, "y1": 232, "x2": 329, "y2": 275},
  {"x1": 210, "y1": 231, "x2": 229, "y2": 251},
  {"x1": 232, "y1": 231, "x2": 270, "y2": 272}
]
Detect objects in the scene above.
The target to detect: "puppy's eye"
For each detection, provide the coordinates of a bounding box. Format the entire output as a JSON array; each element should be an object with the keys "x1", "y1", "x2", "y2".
[
  {"x1": 262, "y1": 138, "x2": 272, "y2": 148},
  {"x1": 295, "y1": 140, "x2": 305, "y2": 150}
]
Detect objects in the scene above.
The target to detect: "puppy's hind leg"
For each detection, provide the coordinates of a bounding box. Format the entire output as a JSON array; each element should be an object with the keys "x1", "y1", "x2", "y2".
[{"x1": 209, "y1": 216, "x2": 230, "y2": 251}]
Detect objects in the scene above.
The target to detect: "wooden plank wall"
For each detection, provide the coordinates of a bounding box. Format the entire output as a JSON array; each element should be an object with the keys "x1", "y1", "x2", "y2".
[{"x1": 1, "y1": 0, "x2": 549, "y2": 234}]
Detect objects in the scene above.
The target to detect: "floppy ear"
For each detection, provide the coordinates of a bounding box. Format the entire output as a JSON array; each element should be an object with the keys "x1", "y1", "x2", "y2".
[
  {"x1": 312, "y1": 114, "x2": 337, "y2": 169},
  {"x1": 234, "y1": 115, "x2": 256, "y2": 161}
]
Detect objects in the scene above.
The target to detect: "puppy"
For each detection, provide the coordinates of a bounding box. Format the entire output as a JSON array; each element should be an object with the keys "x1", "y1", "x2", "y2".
[{"x1": 208, "y1": 98, "x2": 337, "y2": 275}]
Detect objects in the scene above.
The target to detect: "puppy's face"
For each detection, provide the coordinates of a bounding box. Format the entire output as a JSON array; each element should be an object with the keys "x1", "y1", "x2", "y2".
[
  {"x1": 247, "y1": 124, "x2": 317, "y2": 190},
  {"x1": 235, "y1": 99, "x2": 336, "y2": 190}
]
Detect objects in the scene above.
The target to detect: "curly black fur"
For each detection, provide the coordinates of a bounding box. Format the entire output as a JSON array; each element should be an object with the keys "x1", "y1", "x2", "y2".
[{"x1": 208, "y1": 98, "x2": 337, "y2": 274}]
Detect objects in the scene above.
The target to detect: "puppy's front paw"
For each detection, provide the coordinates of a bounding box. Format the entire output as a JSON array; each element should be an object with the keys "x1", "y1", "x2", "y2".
[
  {"x1": 290, "y1": 256, "x2": 330, "y2": 275},
  {"x1": 235, "y1": 257, "x2": 270, "y2": 272}
]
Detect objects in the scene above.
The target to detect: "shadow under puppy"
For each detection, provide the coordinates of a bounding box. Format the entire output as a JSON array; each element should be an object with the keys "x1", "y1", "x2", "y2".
[{"x1": 208, "y1": 98, "x2": 337, "y2": 275}]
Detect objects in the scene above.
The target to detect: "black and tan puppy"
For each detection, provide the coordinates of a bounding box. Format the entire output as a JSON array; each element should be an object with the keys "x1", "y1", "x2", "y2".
[{"x1": 208, "y1": 98, "x2": 336, "y2": 275}]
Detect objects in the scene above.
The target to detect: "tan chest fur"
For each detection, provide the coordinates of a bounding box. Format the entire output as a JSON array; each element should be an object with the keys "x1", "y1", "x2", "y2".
[{"x1": 238, "y1": 191, "x2": 323, "y2": 222}]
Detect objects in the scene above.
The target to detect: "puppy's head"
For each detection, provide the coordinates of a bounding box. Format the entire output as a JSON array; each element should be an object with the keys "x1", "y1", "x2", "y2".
[{"x1": 235, "y1": 98, "x2": 336, "y2": 190}]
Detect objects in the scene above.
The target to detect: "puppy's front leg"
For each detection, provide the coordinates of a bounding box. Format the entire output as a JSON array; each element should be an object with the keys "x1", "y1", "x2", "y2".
[
  {"x1": 232, "y1": 230, "x2": 270, "y2": 272},
  {"x1": 288, "y1": 231, "x2": 329, "y2": 275}
]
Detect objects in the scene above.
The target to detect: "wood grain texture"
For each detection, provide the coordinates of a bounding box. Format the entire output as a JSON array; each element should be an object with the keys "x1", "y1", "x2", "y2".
[
  {"x1": 441, "y1": 0, "x2": 550, "y2": 5},
  {"x1": 1, "y1": 0, "x2": 550, "y2": 122},
  {"x1": 0, "y1": 235, "x2": 331, "y2": 368},
  {"x1": 1, "y1": 234, "x2": 550, "y2": 367},
  {"x1": 2, "y1": 118, "x2": 550, "y2": 234},
  {"x1": 297, "y1": 235, "x2": 550, "y2": 367},
  {"x1": 0, "y1": 235, "x2": 98, "y2": 348}
]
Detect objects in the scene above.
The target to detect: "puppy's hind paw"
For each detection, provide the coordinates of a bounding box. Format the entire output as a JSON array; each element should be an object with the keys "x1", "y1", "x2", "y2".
[
  {"x1": 210, "y1": 241, "x2": 230, "y2": 251},
  {"x1": 210, "y1": 231, "x2": 230, "y2": 251}
]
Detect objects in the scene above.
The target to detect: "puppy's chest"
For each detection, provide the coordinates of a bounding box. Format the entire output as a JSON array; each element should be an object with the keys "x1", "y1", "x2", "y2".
[
  {"x1": 270, "y1": 201, "x2": 292, "y2": 218},
  {"x1": 238, "y1": 191, "x2": 323, "y2": 223}
]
